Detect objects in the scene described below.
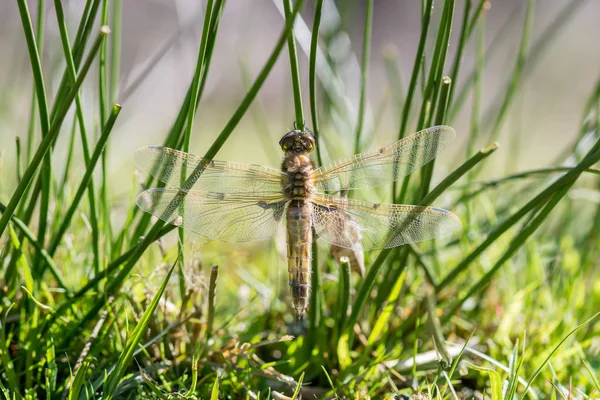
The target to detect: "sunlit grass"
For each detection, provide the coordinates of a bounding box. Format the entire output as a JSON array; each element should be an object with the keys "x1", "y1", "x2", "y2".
[{"x1": 1, "y1": 1, "x2": 599, "y2": 399}]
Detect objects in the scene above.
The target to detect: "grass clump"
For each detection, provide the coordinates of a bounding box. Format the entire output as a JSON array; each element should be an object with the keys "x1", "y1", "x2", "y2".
[{"x1": 1, "y1": 1, "x2": 599, "y2": 399}]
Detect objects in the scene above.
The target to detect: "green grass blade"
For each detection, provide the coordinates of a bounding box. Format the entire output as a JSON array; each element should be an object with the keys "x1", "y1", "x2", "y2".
[
  {"x1": 15, "y1": 138, "x2": 22, "y2": 183},
  {"x1": 353, "y1": 0, "x2": 373, "y2": 154},
  {"x1": 519, "y1": 312, "x2": 600, "y2": 399},
  {"x1": 179, "y1": 0, "x2": 217, "y2": 303},
  {"x1": 0, "y1": 202, "x2": 67, "y2": 290},
  {"x1": 16, "y1": 0, "x2": 49, "y2": 152},
  {"x1": 0, "y1": 26, "x2": 110, "y2": 238},
  {"x1": 0, "y1": 307, "x2": 20, "y2": 396},
  {"x1": 308, "y1": 0, "x2": 324, "y2": 167},
  {"x1": 426, "y1": 290, "x2": 451, "y2": 367},
  {"x1": 397, "y1": 0, "x2": 433, "y2": 141},
  {"x1": 67, "y1": 361, "x2": 90, "y2": 400},
  {"x1": 336, "y1": 258, "x2": 350, "y2": 334},
  {"x1": 291, "y1": 372, "x2": 304, "y2": 399},
  {"x1": 49, "y1": 0, "x2": 102, "y2": 122},
  {"x1": 446, "y1": 0, "x2": 471, "y2": 106},
  {"x1": 99, "y1": 0, "x2": 112, "y2": 256},
  {"x1": 399, "y1": 0, "x2": 455, "y2": 204},
  {"x1": 110, "y1": 0, "x2": 122, "y2": 104},
  {"x1": 417, "y1": 76, "x2": 452, "y2": 199},
  {"x1": 367, "y1": 264, "x2": 406, "y2": 345},
  {"x1": 465, "y1": 362, "x2": 503, "y2": 400},
  {"x1": 283, "y1": 0, "x2": 305, "y2": 130},
  {"x1": 206, "y1": 265, "x2": 219, "y2": 340},
  {"x1": 52, "y1": 0, "x2": 101, "y2": 276},
  {"x1": 47, "y1": 105, "x2": 122, "y2": 257},
  {"x1": 16, "y1": 0, "x2": 52, "y2": 274},
  {"x1": 102, "y1": 261, "x2": 176, "y2": 398},
  {"x1": 25, "y1": 0, "x2": 46, "y2": 165}
]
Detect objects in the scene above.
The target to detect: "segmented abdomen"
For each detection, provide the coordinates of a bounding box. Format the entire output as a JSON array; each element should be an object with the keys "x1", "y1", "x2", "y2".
[{"x1": 286, "y1": 200, "x2": 312, "y2": 319}]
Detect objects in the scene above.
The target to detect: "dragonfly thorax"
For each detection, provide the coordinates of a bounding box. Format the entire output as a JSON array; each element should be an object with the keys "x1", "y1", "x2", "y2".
[{"x1": 282, "y1": 153, "x2": 315, "y2": 200}]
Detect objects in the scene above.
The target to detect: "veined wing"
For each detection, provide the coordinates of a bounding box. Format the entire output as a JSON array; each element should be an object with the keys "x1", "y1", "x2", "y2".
[
  {"x1": 311, "y1": 194, "x2": 461, "y2": 251},
  {"x1": 134, "y1": 146, "x2": 285, "y2": 194},
  {"x1": 313, "y1": 125, "x2": 455, "y2": 191},
  {"x1": 136, "y1": 188, "x2": 287, "y2": 243}
]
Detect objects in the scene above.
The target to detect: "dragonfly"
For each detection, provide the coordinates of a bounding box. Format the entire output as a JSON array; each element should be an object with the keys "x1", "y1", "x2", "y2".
[{"x1": 134, "y1": 125, "x2": 461, "y2": 320}]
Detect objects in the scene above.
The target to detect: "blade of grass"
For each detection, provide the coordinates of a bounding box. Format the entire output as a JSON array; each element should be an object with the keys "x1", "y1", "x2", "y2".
[
  {"x1": 99, "y1": 0, "x2": 112, "y2": 255},
  {"x1": 465, "y1": 362, "x2": 503, "y2": 400},
  {"x1": 25, "y1": 0, "x2": 46, "y2": 165},
  {"x1": 179, "y1": 0, "x2": 217, "y2": 304},
  {"x1": 336, "y1": 258, "x2": 350, "y2": 334},
  {"x1": 52, "y1": 0, "x2": 101, "y2": 277},
  {"x1": 283, "y1": 0, "x2": 305, "y2": 130},
  {"x1": 308, "y1": 0, "x2": 324, "y2": 167},
  {"x1": 518, "y1": 312, "x2": 600, "y2": 400},
  {"x1": 110, "y1": 0, "x2": 121, "y2": 104},
  {"x1": 308, "y1": 236, "x2": 324, "y2": 348},
  {"x1": 15, "y1": 138, "x2": 22, "y2": 183},
  {"x1": 0, "y1": 305, "x2": 20, "y2": 396},
  {"x1": 49, "y1": 0, "x2": 102, "y2": 122},
  {"x1": 307, "y1": 1, "x2": 325, "y2": 348},
  {"x1": 66, "y1": 361, "x2": 90, "y2": 400},
  {"x1": 210, "y1": 377, "x2": 220, "y2": 400},
  {"x1": 45, "y1": 224, "x2": 177, "y2": 333},
  {"x1": 16, "y1": 0, "x2": 52, "y2": 276},
  {"x1": 396, "y1": 0, "x2": 433, "y2": 142},
  {"x1": 102, "y1": 261, "x2": 176, "y2": 398},
  {"x1": 46, "y1": 104, "x2": 122, "y2": 258},
  {"x1": 418, "y1": 76, "x2": 452, "y2": 199},
  {"x1": 206, "y1": 265, "x2": 218, "y2": 340},
  {"x1": 0, "y1": 202, "x2": 66, "y2": 290},
  {"x1": 367, "y1": 260, "x2": 406, "y2": 345},
  {"x1": 457, "y1": 167, "x2": 600, "y2": 204},
  {"x1": 0, "y1": 26, "x2": 110, "y2": 238},
  {"x1": 397, "y1": 0, "x2": 455, "y2": 204},
  {"x1": 353, "y1": 0, "x2": 373, "y2": 155},
  {"x1": 446, "y1": 0, "x2": 471, "y2": 107}
]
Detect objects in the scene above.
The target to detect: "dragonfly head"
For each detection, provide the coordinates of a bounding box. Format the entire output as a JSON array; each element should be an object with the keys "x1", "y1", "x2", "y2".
[{"x1": 279, "y1": 129, "x2": 316, "y2": 155}]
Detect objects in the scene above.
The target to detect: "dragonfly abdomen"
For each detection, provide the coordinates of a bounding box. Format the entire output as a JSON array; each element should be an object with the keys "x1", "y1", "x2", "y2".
[{"x1": 286, "y1": 200, "x2": 312, "y2": 320}]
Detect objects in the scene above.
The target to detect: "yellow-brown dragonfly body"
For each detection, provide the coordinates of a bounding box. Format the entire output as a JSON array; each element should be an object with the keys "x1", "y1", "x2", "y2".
[{"x1": 134, "y1": 126, "x2": 461, "y2": 319}]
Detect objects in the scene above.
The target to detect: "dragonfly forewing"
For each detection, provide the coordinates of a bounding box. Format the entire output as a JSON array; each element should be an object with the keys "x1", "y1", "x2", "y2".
[
  {"x1": 313, "y1": 125, "x2": 455, "y2": 192},
  {"x1": 134, "y1": 146, "x2": 286, "y2": 194}
]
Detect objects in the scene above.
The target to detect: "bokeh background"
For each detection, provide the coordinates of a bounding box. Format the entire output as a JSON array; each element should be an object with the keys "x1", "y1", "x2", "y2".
[{"x1": 1, "y1": 0, "x2": 599, "y2": 202}]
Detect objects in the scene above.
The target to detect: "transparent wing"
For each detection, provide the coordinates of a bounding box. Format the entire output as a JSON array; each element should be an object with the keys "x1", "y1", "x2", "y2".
[
  {"x1": 136, "y1": 188, "x2": 288, "y2": 243},
  {"x1": 311, "y1": 194, "x2": 461, "y2": 251},
  {"x1": 313, "y1": 125, "x2": 455, "y2": 191},
  {"x1": 134, "y1": 146, "x2": 286, "y2": 194}
]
